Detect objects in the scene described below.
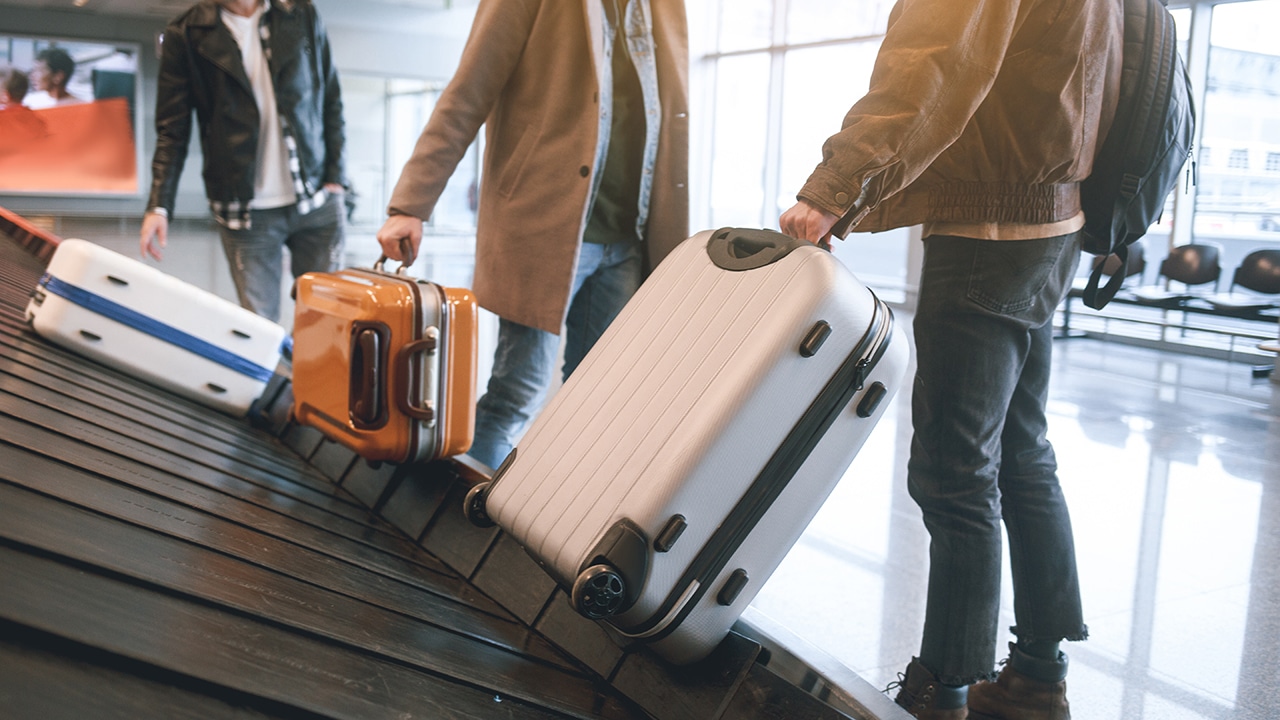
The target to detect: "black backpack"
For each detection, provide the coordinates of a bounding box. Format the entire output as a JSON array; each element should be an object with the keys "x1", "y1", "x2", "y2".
[{"x1": 1080, "y1": 0, "x2": 1196, "y2": 310}]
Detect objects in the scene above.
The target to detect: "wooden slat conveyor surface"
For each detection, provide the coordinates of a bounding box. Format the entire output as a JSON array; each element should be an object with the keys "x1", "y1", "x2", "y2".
[{"x1": 0, "y1": 216, "x2": 903, "y2": 720}]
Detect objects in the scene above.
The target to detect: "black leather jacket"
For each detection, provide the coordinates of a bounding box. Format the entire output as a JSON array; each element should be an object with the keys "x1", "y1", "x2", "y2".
[{"x1": 147, "y1": 0, "x2": 346, "y2": 216}]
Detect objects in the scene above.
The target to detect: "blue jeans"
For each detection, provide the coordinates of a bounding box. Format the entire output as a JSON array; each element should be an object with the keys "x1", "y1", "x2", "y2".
[
  {"x1": 908, "y1": 233, "x2": 1089, "y2": 686},
  {"x1": 467, "y1": 241, "x2": 643, "y2": 470},
  {"x1": 218, "y1": 193, "x2": 345, "y2": 322}
]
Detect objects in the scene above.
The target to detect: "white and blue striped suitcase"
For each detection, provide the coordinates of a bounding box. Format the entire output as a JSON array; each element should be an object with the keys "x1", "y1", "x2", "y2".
[
  {"x1": 466, "y1": 228, "x2": 910, "y2": 665},
  {"x1": 25, "y1": 239, "x2": 288, "y2": 417}
]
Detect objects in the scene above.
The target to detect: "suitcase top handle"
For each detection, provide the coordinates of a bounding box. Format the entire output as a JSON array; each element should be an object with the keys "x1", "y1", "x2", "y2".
[
  {"x1": 373, "y1": 237, "x2": 417, "y2": 275},
  {"x1": 706, "y1": 227, "x2": 817, "y2": 271}
]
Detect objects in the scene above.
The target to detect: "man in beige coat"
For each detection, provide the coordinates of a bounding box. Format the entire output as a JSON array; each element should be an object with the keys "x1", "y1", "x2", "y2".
[{"x1": 377, "y1": 0, "x2": 689, "y2": 470}]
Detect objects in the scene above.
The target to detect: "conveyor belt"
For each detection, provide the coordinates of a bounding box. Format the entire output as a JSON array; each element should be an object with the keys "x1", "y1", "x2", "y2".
[{"x1": 0, "y1": 221, "x2": 901, "y2": 720}]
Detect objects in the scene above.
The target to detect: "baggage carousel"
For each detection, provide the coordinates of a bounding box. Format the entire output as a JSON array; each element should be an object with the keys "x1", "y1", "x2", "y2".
[{"x1": 0, "y1": 212, "x2": 906, "y2": 720}]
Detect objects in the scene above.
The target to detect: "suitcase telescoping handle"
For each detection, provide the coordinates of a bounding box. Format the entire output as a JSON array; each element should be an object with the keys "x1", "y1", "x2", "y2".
[
  {"x1": 393, "y1": 328, "x2": 438, "y2": 425},
  {"x1": 706, "y1": 227, "x2": 823, "y2": 271}
]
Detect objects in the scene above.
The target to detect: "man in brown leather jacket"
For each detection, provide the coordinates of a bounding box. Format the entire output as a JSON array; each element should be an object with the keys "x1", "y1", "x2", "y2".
[{"x1": 781, "y1": 0, "x2": 1124, "y2": 718}]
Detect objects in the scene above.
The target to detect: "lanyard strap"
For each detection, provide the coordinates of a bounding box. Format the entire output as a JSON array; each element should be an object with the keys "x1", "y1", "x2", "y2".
[{"x1": 39, "y1": 273, "x2": 279, "y2": 383}]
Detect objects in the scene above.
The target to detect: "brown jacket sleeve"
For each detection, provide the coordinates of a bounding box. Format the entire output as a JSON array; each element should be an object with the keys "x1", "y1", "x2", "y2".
[{"x1": 797, "y1": 0, "x2": 1026, "y2": 233}]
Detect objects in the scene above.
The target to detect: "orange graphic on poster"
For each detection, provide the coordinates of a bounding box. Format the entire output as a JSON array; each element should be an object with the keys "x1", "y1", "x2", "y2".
[{"x1": 0, "y1": 97, "x2": 137, "y2": 194}]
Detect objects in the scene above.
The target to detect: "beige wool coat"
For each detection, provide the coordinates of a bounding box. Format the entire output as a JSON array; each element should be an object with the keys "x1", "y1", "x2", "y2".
[{"x1": 388, "y1": 0, "x2": 690, "y2": 334}]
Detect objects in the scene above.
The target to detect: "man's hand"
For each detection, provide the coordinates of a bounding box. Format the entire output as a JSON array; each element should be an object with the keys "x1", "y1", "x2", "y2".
[
  {"x1": 779, "y1": 200, "x2": 839, "y2": 246},
  {"x1": 376, "y1": 214, "x2": 424, "y2": 265},
  {"x1": 140, "y1": 212, "x2": 169, "y2": 261}
]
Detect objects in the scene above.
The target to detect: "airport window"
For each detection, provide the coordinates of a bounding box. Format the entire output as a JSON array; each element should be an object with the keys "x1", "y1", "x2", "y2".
[
  {"x1": 340, "y1": 75, "x2": 484, "y2": 236},
  {"x1": 706, "y1": 52, "x2": 771, "y2": 229},
  {"x1": 716, "y1": 0, "x2": 772, "y2": 53},
  {"x1": 692, "y1": 0, "x2": 1280, "y2": 330},
  {"x1": 338, "y1": 74, "x2": 482, "y2": 276},
  {"x1": 785, "y1": 0, "x2": 893, "y2": 44},
  {"x1": 693, "y1": 0, "x2": 911, "y2": 303},
  {"x1": 1193, "y1": 0, "x2": 1280, "y2": 246}
]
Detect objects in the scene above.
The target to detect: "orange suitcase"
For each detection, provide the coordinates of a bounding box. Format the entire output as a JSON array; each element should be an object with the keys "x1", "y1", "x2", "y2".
[{"x1": 292, "y1": 257, "x2": 478, "y2": 464}]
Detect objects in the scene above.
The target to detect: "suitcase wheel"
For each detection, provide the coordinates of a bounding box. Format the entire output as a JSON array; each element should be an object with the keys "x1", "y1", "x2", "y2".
[
  {"x1": 572, "y1": 564, "x2": 626, "y2": 620},
  {"x1": 463, "y1": 482, "x2": 494, "y2": 528}
]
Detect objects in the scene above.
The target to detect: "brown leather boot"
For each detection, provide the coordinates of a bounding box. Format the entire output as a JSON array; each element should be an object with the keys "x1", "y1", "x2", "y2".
[
  {"x1": 891, "y1": 657, "x2": 969, "y2": 719},
  {"x1": 968, "y1": 643, "x2": 1070, "y2": 720}
]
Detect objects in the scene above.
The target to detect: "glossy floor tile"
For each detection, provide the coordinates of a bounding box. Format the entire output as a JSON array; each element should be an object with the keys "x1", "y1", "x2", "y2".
[{"x1": 751, "y1": 330, "x2": 1280, "y2": 720}]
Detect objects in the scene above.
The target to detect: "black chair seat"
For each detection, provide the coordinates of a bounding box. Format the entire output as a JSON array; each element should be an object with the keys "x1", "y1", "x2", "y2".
[
  {"x1": 1204, "y1": 292, "x2": 1280, "y2": 312},
  {"x1": 1130, "y1": 286, "x2": 1194, "y2": 308}
]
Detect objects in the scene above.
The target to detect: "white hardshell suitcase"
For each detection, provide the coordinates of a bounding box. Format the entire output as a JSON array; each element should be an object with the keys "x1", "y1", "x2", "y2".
[
  {"x1": 465, "y1": 228, "x2": 910, "y2": 665},
  {"x1": 25, "y1": 239, "x2": 288, "y2": 417}
]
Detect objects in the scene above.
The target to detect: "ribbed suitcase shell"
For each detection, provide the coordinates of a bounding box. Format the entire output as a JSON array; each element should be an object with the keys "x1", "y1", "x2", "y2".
[
  {"x1": 474, "y1": 228, "x2": 909, "y2": 664},
  {"x1": 291, "y1": 262, "x2": 478, "y2": 464},
  {"x1": 25, "y1": 239, "x2": 287, "y2": 417}
]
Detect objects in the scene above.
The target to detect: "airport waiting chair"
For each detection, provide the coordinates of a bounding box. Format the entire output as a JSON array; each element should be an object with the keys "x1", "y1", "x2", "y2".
[
  {"x1": 1131, "y1": 242, "x2": 1222, "y2": 307},
  {"x1": 1229, "y1": 248, "x2": 1280, "y2": 295},
  {"x1": 1069, "y1": 241, "x2": 1147, "y2": 297},
  {"x1": 1206, "y1": 248, "x2": 1280, "y2": 313},
  {"x1": 1098, "y1": 240, "x2": 1148, "y2": 281},
  {"x1": 1060, "y1": 243, "x2": 1147, "y2": 338}
]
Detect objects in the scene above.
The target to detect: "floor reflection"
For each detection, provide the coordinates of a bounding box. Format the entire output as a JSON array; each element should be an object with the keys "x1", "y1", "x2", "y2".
[{"x1": 751, "y1": 335, "x2": 1280, "y2": 720}]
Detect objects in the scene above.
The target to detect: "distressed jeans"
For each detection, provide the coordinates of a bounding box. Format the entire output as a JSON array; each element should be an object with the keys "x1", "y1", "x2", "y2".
[
  {"x1": 467, "y1": 241, "x2": 643, "y2": 470},
  {"x1": 908, "y1": 233, "x2": 1089, "y2": 686},
  {"x1": 218, "y1": 193, "x2": 345, "y2": 322}
]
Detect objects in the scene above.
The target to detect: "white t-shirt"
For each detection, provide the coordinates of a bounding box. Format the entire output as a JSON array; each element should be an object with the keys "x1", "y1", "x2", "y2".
[
  {"x1": 222, "y1": 1, "x2": 295, "y2": 209},
  {"x1": 22, "y1": 91, "x2": 85, "y2": 110}
]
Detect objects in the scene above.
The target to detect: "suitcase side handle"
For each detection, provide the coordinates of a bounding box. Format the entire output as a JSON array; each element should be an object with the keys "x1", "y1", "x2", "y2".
[
  {"x1": 350, "y1": 324, "x2": 389, "y2": 429},
  {"x1": 706, "y1": 227, "x2": 811, "y2": 271},
  {"x1": 394, "y1": 330, "x2": 438, "y2": 424}
]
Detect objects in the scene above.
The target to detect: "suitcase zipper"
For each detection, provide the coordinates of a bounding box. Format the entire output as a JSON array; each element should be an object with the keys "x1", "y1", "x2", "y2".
[
  {"x1": 35, "y1": 274, "x2": 276, "y2": 382},
  {"x1": 398, "y1": 276, "x2": 449, "y2": 463},
  {"x1": 615, "y1": 294, "x2": 896, "y2": 642},
  {"x1": 421, "y1": 281, "x2": 448, "y2": 457}
]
